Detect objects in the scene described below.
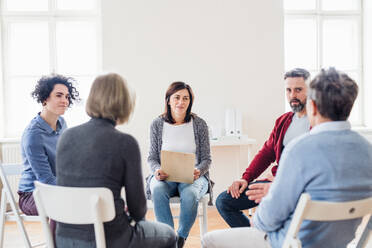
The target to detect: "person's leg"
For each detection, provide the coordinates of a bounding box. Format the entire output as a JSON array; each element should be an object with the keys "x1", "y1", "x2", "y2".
[
  {"x1": 215, "y1": 181, "x2": 271, "y2": 228},
  {"x1": 150, "y1": 178, "x2": 178, "y2": 228},
  {"x1": 18, "y1": 191, "x2": 38, "y2": 215},
  {"x1": 18, "y1": 191, "x2": 56, "y2": 245},
  {"x1": 55, "y1": 235, "x2": 95, "y2": 248},
  {"x1": 202, "y1": 227, "x2": 270, "y2": 248},
  {"x1": 129, "y1": 220, "x2": 177, "y2": 248},
  {"x1": 49, "y1": 220, "x2": 56, "y2": 243},
  {"x1": 177, "y1": 176, "x2": 209, "y2": 239},
  {"x1": 215, "y1": 189, "x2": 258, "y2": 227}
]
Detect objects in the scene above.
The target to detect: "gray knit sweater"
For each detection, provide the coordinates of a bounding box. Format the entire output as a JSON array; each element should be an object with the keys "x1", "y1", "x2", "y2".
[
  {"x1": 146, "y1": 115, "x2": 214, "y2": 204},
  {"x1": 56, "y1": 118, "x2": 146, "y2": 246}
]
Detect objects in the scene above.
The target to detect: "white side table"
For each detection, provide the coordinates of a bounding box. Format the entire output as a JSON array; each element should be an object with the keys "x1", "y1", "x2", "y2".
[{"x1": 210, "y1": 136, "x2": 256, "y2": 178}]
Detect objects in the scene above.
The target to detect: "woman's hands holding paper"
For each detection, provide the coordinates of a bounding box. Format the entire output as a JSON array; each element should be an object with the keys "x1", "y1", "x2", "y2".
[
  {"x1": 155, "y1": 169, "x2": 169, "y2": 181},
  {"x1": 193, "y1": 168, "x2": 201, "y2": 180}
]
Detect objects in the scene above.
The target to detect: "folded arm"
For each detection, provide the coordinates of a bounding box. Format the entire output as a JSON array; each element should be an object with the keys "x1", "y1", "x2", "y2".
[{"x1": 23, "y1": 134, "x2": 56, "y2": 185}]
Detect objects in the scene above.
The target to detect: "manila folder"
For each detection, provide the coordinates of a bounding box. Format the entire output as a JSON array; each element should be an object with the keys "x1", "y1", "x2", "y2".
[{"x1": 160, "y1": 150, "x2": 195, "y2": 184}]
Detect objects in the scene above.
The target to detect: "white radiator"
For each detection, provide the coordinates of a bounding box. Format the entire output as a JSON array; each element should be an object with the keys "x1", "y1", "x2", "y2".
[
  {"x1": 1, "y1": 143, "x2": 22, "y2": 164},
  {"x1": 0, "y1": 141, "x2": 22, "y2": 201}
]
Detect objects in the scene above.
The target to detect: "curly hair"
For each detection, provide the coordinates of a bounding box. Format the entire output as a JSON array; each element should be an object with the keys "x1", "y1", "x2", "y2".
[{"x1": 31, "y1": 74, "x2": 80, "y2": 106}]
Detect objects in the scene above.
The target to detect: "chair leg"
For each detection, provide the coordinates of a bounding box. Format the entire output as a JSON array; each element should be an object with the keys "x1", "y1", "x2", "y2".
[
  {"x1": 199, "y1": 198, "x2": 208, "y2": 237},
  {"x1": 6, "y1": 191, "x2": 32, "y2": 248},
  {"x1": 355, "y1": 215, "x2": 372, "y2": 248},
  {"x1": 0, "y1": 190, "x2": 7, "y2": 248}
]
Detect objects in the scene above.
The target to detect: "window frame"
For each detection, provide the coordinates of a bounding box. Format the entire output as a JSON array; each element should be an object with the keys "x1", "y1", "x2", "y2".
[
  {"x1": 284, "y1": 0, "x2": 365, "y2": 126},
  {"x1": 0, "y1": 0, "x2": 102, "y2": 138}
]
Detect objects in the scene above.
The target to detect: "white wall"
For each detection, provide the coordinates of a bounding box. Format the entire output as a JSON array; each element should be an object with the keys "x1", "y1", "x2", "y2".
[
  {"x1": 363, "y1": 0, "x2": 372, "y2": 127},
  {"x1": 102, "y1": 0, "x2": 285, "y2": 198}
]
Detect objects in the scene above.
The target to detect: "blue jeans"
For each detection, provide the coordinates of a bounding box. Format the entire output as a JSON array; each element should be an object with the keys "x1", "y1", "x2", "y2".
[
  {"x1": 216, "y1": 181, "x2": 271, "y2": 228},
  {"x1": 150, "y1": 176, "x2": 208, "y2": 239},
  {"x1": 56, "y1": 220, "x2": 177, "y2": 248}
]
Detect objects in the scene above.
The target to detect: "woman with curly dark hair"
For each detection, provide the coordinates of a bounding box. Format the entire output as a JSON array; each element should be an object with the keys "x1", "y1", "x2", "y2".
[{"x1": 18, "y1": 74, "x2": 80, "y2": 216}]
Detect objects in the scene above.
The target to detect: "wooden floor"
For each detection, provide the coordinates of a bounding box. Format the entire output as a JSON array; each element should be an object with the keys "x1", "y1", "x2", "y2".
[
  {"x1": 3, "y1": 207, "x2": 233, "y2": 248},
  {"x1": 3, "y1": 207, "x2": 365, "y2": 248}
]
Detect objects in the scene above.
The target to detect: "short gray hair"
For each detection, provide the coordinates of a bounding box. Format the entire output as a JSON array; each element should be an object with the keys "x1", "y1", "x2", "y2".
[
  {"x1": 308, "y1": 67, "x2": 358, "y2": 121},
  {"x1": 284, "y1": 68, "x2": 310, "y2": 83}
]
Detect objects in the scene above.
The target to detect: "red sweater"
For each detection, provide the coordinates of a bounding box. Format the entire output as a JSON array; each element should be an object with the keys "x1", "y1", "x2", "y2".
[{"x1": 242, "y1": 112, "x2": 294, "y2": 182}]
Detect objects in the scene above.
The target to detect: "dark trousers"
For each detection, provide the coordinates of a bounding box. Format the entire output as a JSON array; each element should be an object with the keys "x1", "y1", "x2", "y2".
[
  {"x1": 56, "y1": 220, "x2": 177, "y2": 248},
  {"x1": 216, "y1": 180, "x2": 271, "y2": 228},
  {"x1": 18, "y1": 191, "x2": 56, "y2": 239},
  {"x1": 18, "y1": 191, "x2": 38, "y2": 215}
]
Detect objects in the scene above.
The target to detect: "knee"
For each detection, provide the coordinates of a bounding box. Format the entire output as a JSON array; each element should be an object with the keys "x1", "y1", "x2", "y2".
[
  {"x1": 165, "y1": 225, "x2": 177, "y2": 246},
  {"x1": 19, "y1": 198, "x2": 38, "y2": 216},
  {"x1": 151, "y1": 182, "x2": 168, "y2": 199},
  {"x1": 216, "y1": 191, "x2": 231, "y2": 211},
  {"x1": 202, "y1": 232, "x2": 218, "y2": 248},
  {"x1": 156, "y1": 222, "x2": 177, "y2": 246},
  {"x1": 136, "y1": 220, "x2": 177, "y2": 246},
  {"x1": 180, "y1": 189, "x2": 198, "y2": 204}
]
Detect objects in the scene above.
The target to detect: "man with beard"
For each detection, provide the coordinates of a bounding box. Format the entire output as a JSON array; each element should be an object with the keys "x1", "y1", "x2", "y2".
[
  {"x1": 203, "y1": 68, "x2": 372, "y2": 248},
  {"x1": 216, "y1": 68, "x2": 310, "y2": 228}
]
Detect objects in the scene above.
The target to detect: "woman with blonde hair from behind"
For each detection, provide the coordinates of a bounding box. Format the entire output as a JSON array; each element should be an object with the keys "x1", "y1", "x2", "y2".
[{"x1": 55, "y1": 73, "x2": 177, "y2": 248}]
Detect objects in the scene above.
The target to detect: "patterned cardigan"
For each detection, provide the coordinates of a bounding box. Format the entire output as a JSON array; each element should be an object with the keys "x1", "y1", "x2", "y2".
[{"x1": 146, "y1": 115, "x2": 214, "y2": 205}]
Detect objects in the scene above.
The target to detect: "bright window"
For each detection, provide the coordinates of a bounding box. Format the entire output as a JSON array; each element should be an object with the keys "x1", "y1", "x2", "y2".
[
  {"x1": 284, "y1": 0, "x2": 363, "y2": 125},
  {"x1": 0, "y1": 0, "x2": 102, "y2": 137}
]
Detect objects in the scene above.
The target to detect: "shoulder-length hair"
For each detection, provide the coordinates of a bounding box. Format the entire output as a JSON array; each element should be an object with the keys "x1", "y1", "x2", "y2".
[
  {"x1": 162, "y1": 81, "x2": 194, "y2": 124},
  {"x1": 86, "y1": 73, "x2": 135, "y2": 125}
]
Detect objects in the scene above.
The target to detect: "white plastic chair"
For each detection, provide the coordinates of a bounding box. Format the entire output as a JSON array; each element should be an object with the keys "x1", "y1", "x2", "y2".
[
  {"x1": 33, "y1": 181, "x2": 115, "y2": 248},
  {"x1": 170, "y1": 193, "x2": 209, "y2": 237},
  {"x1": 0, "y1": 163, "x2": 44, "y2": 248},
  {"x1": 354, "y1": 215, "x2": 372, "y2": 248},
  {"x1": 282, "y1": 193, "x2": 372, "y2": 248}
]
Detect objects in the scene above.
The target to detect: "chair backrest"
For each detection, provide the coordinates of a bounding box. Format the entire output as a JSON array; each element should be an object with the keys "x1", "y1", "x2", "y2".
[
  {"x1": 33, "y1": 181, "x2": 115, "y2": 248},
  {"x1": 283, "y1": 193, "x2": 372, "y2": 248}
]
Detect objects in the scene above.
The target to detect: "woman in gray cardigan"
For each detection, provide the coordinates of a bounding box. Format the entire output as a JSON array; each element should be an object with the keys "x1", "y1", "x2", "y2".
[
  {"x1": 147, "y1": 82, "x2": 212, "y2": 248},
  {"x1": 56, "y1": 73, "x2": 177, "y2": 248}
]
